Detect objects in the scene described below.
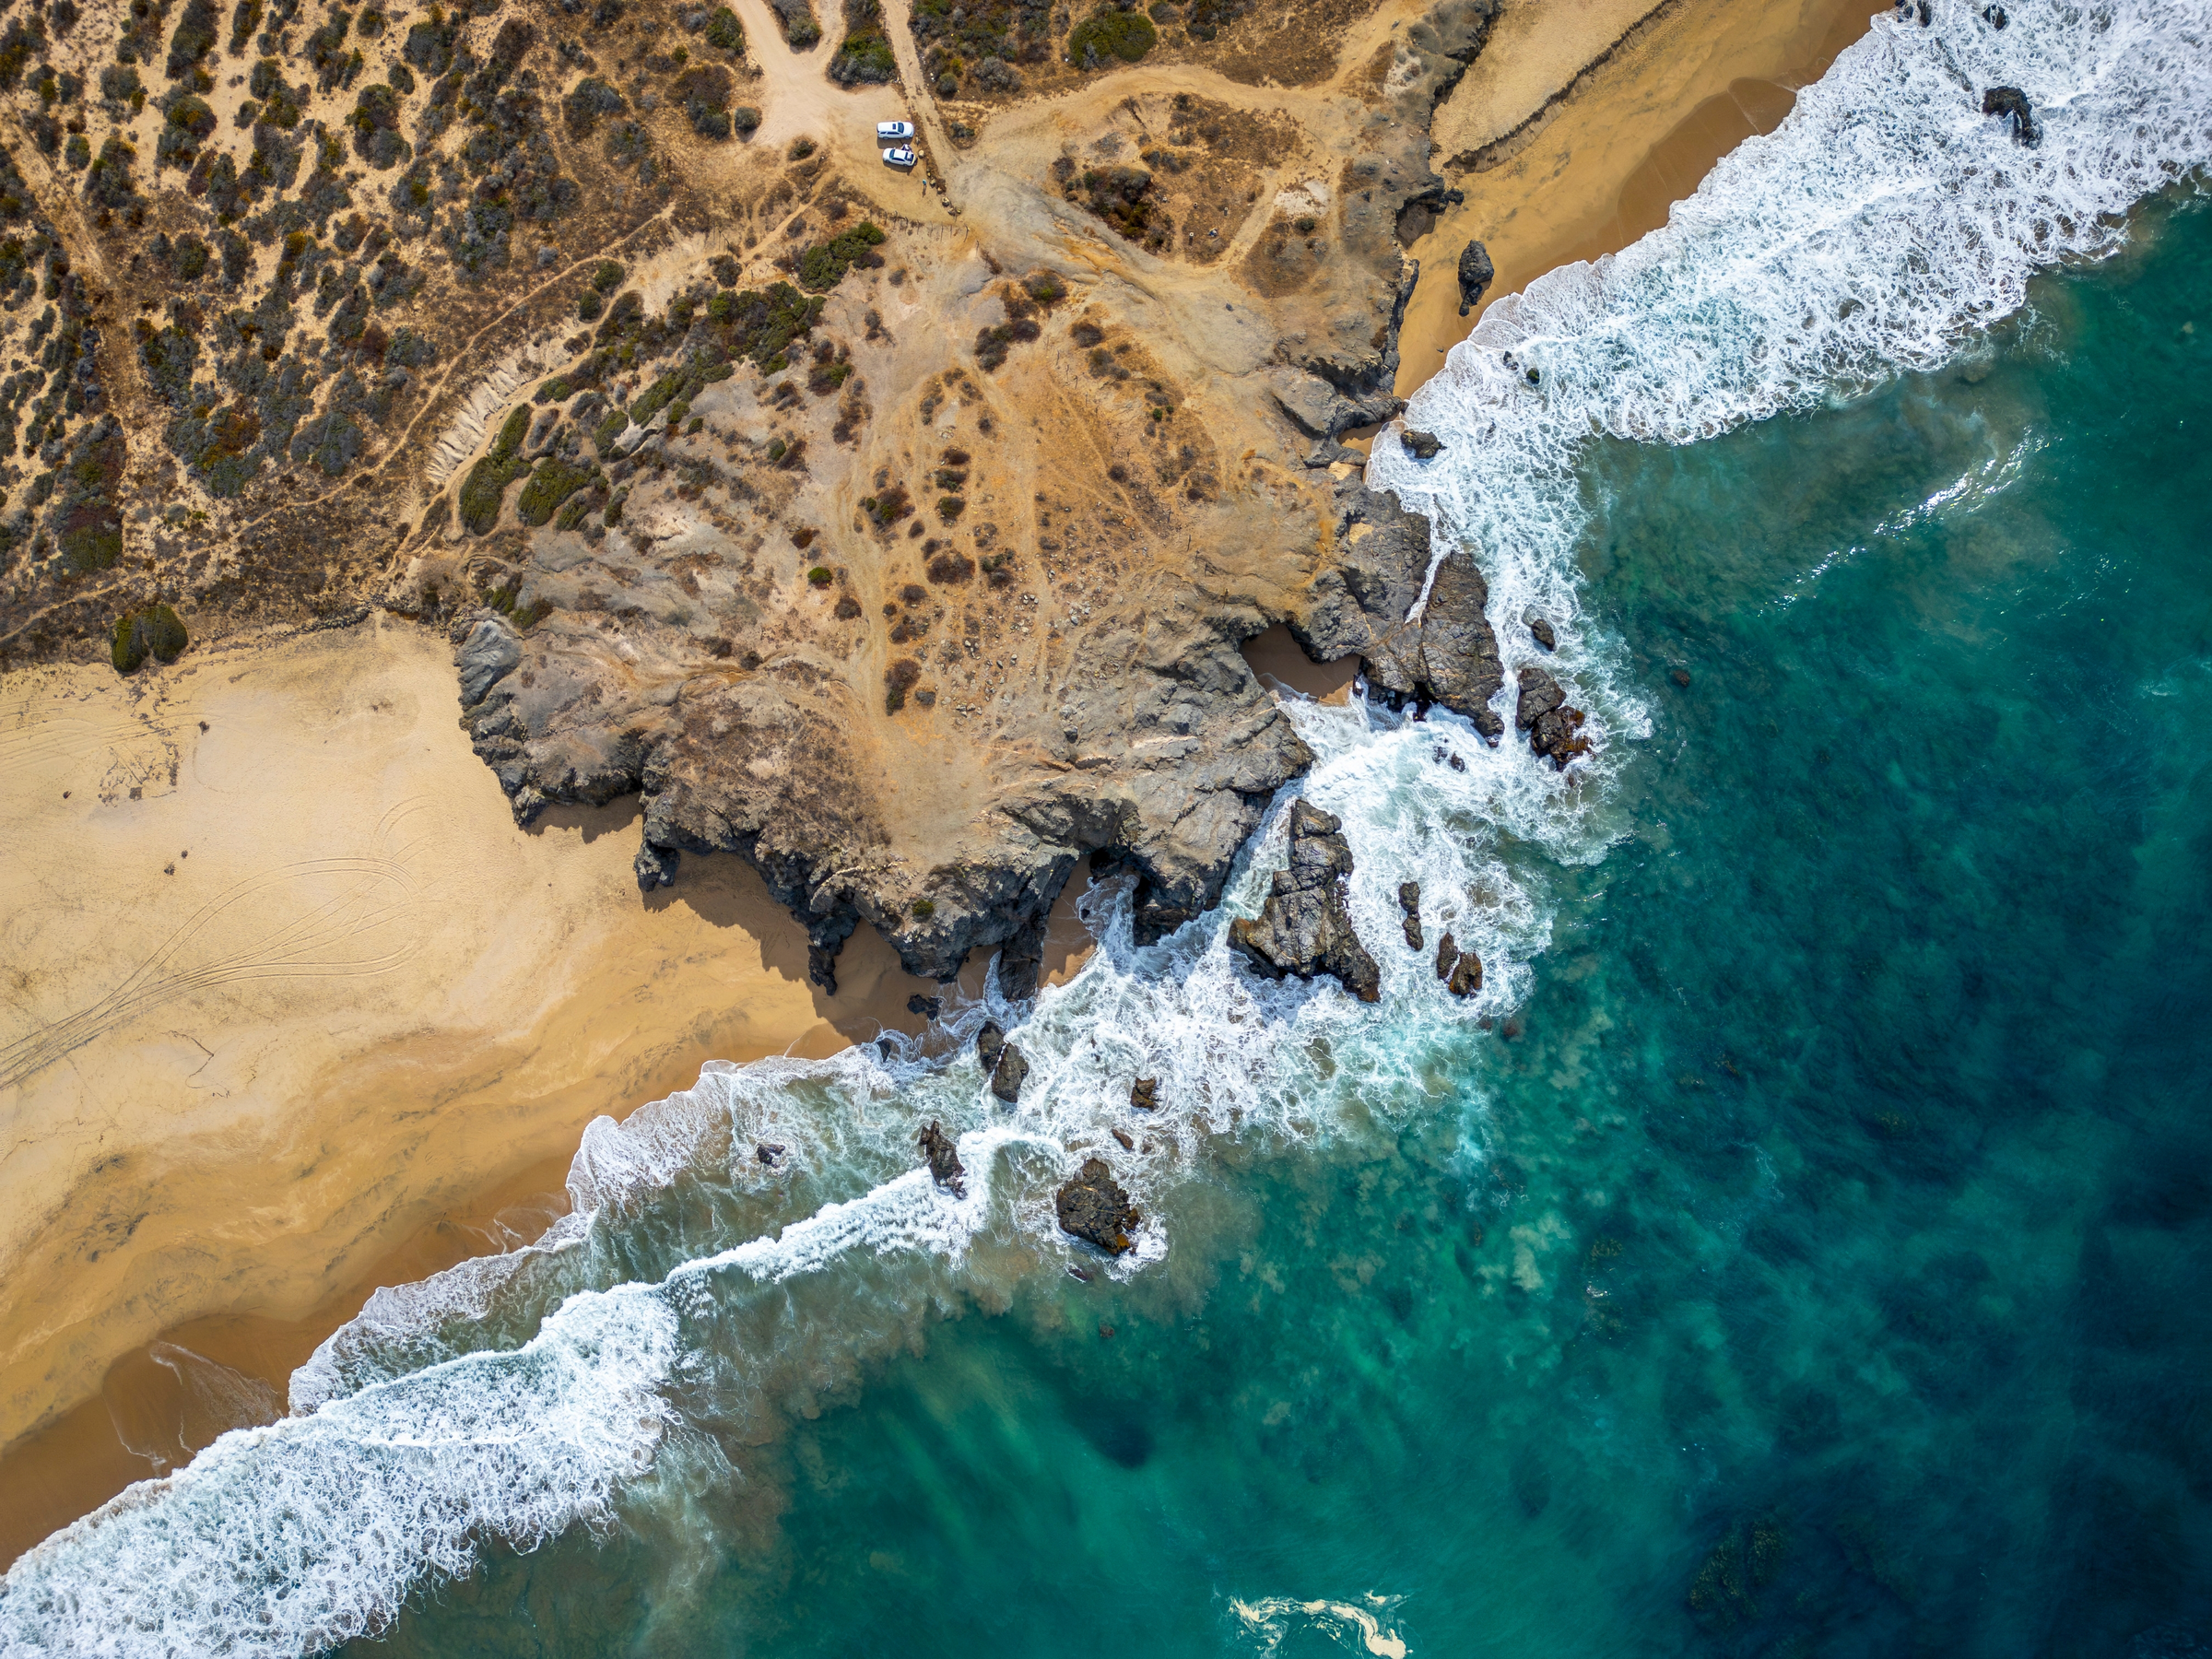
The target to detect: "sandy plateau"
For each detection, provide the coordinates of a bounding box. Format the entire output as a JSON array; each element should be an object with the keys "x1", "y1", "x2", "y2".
[{"x1": 0, "y1": 0, "x2": 1868, "y2": 1560}]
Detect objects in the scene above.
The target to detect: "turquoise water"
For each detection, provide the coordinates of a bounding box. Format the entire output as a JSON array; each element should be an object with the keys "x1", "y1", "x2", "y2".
[{"x1": 337, "y1": 199, "x2": 2212, "y2": 1658}]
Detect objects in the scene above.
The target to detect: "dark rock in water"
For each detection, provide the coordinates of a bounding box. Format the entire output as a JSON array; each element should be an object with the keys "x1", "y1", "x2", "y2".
[
  {"x1": 1434, "y1": 932, "x2": 1482, "y2": 996},
  {"x1": 1130, "y1": 1077, "x2": 1159, "y2": 1111},
  {"x1": 977, "y1": 1019, "x2": 1006, "y2": 1071},
  {"x1": 1293, "y1": 485, "x2": 1505, "y2": 739},
  {"x1": 1111, "y1": 1126, "x2": 1135, "y2": 1150},
  {"x1": 990, "y1": 1042, "x2": 1030, "y2": 1102},
  {"x1": 1067, "y1": 1265, "x2": 1093, "y2": 1282},
  {"x1": 1448, "y1": 752, "x2": 1465, "y2": 772},
  {"x1": 917, "y1": 1121, "x2": 964, "y2": 1195},
  {"x1": 1229, "y1": 800, "x2": 1382, "y2": 1002},
  {"x1": 756, "y1": 1141, "x2": 785, "y2": 1166},
  {"x1": 1402, "y1": 428, "x2": 1443, "y2": 460},
  {"x1": 1516, "y1": 663, "x2": 1592, "y2": 768},
  {"x1": 1983, "y1": 86, "x2": 2041, "y2": 146},
  {"x1": 1982, "y1": 2, "x2": 2007, "y2": 26},
  {"x1": 1456, "y1": 239, "x2": 1494, "y2": 317},
  {"x1": 907, "y1": 993, "x2": 942, "y2": 1018},
  {"x1": 1399, "y1": 880, "x2": 1424, "y2": 950},
  {"x1": 1672, "y1": 667, "x2": 1692, "y2": 688},
  {"x1": 1515, "y1": 664, "x2": 1565, "y2": 730},
  {"x1": 1529, "y1": 617, "x2": 1556, "y2": 651},
  {"x1": 1055, "y1": 1157, "x2": 1140, "y2": 1253},
  {"x1": 1529, "y1": 703, "x2": 1592, "y2": 770}
]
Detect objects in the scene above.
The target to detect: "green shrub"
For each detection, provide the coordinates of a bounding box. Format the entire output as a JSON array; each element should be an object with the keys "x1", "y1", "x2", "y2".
[
  {"x1": 806, "y1": 565, "x2": 832, "y2": 585},
  {"x1": 704, "y1": 5, "x2": 743, "y2": 51},
  {"x1": 732, "y1": 104, "x2": 760, "y2": 135},
  {"x1": 912, "y1": 897, "x2": 935, "y2": 917},
  {"x1": 830, "y1": 29, "x2": 896, "y2": 84},
  {"x1": 111, "y1": 603, "x2": 187, "y2": 674},
  {"x1": 1066, "y1": 6, "x2": 1154, "y2": 65},
  {"x1": 515, "y1": 456, "x2": 595, "y2": 525},
  {"x1": 796, "y1": 220, "x2": 887, "y2": 293},
  {"x1": 594, "y1": 406, "x2": 630, "y2": 455},
  {"x1": 459, "y1": 406, "x2": 533, "y2": 534},
  {"x1": 592, "y1": 261, "x2": 625, "y2": 293},
  {"x1": 577, "y1": 289, "x2": 603, "y2": 321},
  {"x1": 936, "y1": 495, "x2": 965, "y2": 521}
]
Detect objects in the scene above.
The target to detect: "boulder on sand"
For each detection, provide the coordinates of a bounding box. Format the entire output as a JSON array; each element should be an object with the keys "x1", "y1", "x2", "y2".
[
  {"x1": 1055, "y1": 1157, "x2": 1140, "y2": 1253},
  {"x1": 1229, "y1": 800, "x2": 1382, "y2": 1002},
  {"x1": 1457, "y1": 239, "x2": 1495, "y2": 316}
]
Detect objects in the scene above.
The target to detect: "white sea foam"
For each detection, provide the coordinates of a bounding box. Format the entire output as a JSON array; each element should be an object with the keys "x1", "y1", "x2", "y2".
[{"x1": 7, "y1": 3, "x2": 2206, "y2": 1650}]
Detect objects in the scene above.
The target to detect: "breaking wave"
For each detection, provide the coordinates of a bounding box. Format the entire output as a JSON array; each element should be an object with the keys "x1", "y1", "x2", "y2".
[{"x1": 5, "y1": 1, "x2": 2206, "y2": 1652}]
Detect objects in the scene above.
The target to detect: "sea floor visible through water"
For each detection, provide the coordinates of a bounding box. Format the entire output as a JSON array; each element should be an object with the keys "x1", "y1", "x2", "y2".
[{"x1": 324, "y1": 195, "x2": 2212, "y2": 1657}]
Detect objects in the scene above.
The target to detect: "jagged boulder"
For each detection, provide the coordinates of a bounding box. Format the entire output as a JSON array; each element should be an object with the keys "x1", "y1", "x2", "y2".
[
  {"x1": 1529, "y1": 617, "x2": 1556, "y2": 651},
  {"x1": 1130, "y1": 1077, "x2": 1159, "y2": 1110},
  {"x1": 1402, "y1": 428, "x2": 1443, "y2": 459},
  {"x1": 1435, "y1": 931, "x2": 1481, "y2": 996},
  {"x1": 918, "y1": 1121, "x2": 965, "y2": 1195},
  {"x1": 1229, "y1": 800, "x2": 1381, "y2": 1002},
  {"x1": 990, "y1": 1043, "x2": 1030, "y2": 1102},
  {"x1": 1055, "y1": 1157, "x2": 1139, "y2": 1253},
  {"x1": 1456, "y1": 239, "x2": 1494, "y2": 316},
  {"x1": 1515, "y1": 664, "x2": 1591, "y2": 769},
  {"x1": 1399, "y1": 880, "x2": 1424, "y2": 949},
  {"x1": 1983, "y1": 86, "x2": 2040, "y2": 146},
  {"x1": 1294, "y1": 483, "x2": 1505, "y2": 738},
  {"x1": 977, "y1": 1019, "x2": 1006, "y2": 1071}
]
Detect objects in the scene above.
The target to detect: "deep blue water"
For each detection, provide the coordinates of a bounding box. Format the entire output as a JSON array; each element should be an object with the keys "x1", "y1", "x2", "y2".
[{"x1": 335, "y1": 195, "x2": 2212, "y2": 1659}]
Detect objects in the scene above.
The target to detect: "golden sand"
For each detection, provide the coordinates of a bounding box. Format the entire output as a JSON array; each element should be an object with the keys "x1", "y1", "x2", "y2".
[
  {"x1": 0, "y1": 617, "x2": 949, "y2": 1561},
  {"x1": 1394, "y1": 0, "x2": 1881, "y2": 394}
]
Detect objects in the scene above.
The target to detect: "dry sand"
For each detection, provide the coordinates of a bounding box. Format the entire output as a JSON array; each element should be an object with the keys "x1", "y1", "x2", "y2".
[
  {"x1": 1394, "y1": 0, "x2": 1881, "y2": 395},
  {"x1": 0, "y1": 615, "x2": 953, "y2": 1561}
]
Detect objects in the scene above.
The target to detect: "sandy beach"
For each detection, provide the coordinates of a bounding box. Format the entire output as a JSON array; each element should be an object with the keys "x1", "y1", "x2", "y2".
[
  {"x1": 1394, "y1": 0, "x2": 1881, "y2": 393},
  {"x1": 0, "y1": 0, "x2": 1877, "y2": 1569}
]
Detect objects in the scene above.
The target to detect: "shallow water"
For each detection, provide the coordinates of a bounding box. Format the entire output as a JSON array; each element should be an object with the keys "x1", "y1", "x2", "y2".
[
  {"x1": 336, "y1": 187, "x2": 2212, "y2": 1659},
  {"x1": 6, "y1": 3, "x2": 2211, "y2": 1652}
]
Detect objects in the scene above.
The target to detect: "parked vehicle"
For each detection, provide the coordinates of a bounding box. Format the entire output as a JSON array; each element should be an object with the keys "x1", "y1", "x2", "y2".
[
  {"x1": 882, "y1": 145, "x2": 916, "y2": 169},
  {"x1": 876, "y1": 121, "x2": 915, "y2": 140}
]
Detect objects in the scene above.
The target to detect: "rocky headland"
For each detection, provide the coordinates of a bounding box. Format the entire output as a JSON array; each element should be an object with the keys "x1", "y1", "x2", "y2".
[{"x1": 0, "y1": 0, "x2": 1537, "y2": 994}]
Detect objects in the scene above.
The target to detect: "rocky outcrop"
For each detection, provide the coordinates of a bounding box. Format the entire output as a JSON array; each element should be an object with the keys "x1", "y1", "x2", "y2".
[
  {"x1": 918, "y1": 1122, "x2": 965, "y2": 1195},
  {"x1": 989, "y1": 1043, "x2": 1030, "y2": 1103},
  {"x1": 1055, "y1": 1158, "x2": 1140, "y2": 1253},
  {"x1": 1130, "y1": 1077, "x2": 1159, "y2": 1111},
  {"x1": 1399, "y1": 881, "x2": 1424, "y2": 950},
  {"x1": 1294, "y1": 484, "x2": 1506, "y2": 738},
  {"x1": 977, "y1": 1021, "x2": 1006, "y2": 1071},
  {"x1": 1515, "y1": 665, "x2": 1592, "y2": 769},
  {"x1": 1402, "y1": 429, "x2": 1443, "y2": 460},
  {"x1": 1983, "y1": 86, "x2": 2040, "y2": 146},
  {"x1": 1435, "y1": 932, "x2": 1481, "y2": 996},
  {"x1": 1229, "y1": 800, "x2": 1381, "y2": 1002},
  {"x1": 1529, "y1": 617, "x2": 1556, "y2": 651},
  {"x1": 1457, "y1": 240, "x2": 1495, "y2": 317}
]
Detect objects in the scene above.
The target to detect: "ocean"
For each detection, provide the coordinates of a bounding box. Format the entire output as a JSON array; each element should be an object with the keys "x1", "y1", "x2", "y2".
[{"x1": 6, "y1": 0, "x2": 2211, "y2": 1653}]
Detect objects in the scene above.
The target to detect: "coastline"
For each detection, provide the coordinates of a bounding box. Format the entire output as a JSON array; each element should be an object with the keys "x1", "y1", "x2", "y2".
[
  {"x1": 0, "y1": 0, "x2": 1876, "y2": 1571},
  {"x1": 1393, "y1": 0, "x2": 1882, "y2": 397},
  {"x1": 0, "y1": 617, "x2": 948, "y2": 1564}
]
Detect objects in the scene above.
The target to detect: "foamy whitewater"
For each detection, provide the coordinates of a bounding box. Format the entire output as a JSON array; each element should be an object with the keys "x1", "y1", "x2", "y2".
[{"x1": 5, "y1": 2, "x2": 2207, "y2": 1650}]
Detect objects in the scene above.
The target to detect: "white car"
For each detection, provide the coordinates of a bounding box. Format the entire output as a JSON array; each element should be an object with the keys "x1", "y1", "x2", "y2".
[
  {"x1": 876, "y1": 121, "x2": 915, "y2": 141},
  {"x1": 882, "y1": 146, "x2": 916, "y2": 169}
]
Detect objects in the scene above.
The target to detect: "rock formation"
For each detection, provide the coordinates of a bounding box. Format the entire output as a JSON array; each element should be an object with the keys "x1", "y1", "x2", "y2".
[
  {"x1": 1515, "y1": 665, "x2": 1592, "y2": 770},
  {"x1": 1529, "y1": 618, "x2": 1557, "y2": 651},
  {"x1": 977, "y1": 1020, "x2": 1006, "y2": 1072},
  {"x1": 1229, "y1": 800, "x2": 1381, "y2": 1002},
  {"x1": 1983, "y1": 87, "x2": 2041, "y2": 147},
  {"x1": 1055, "y1": 1158, "x2": 1139, "y2": 1253},
  {"x1": 1435, "y1": 931, "x2": 1481, "y2": 996},
  {"x1": 1402, "y1": 429, "x2": 1444, "y2": 460},
  {"x1": 1399, "y1": 881, "x2": 1424, "y2": 950},
  {"x1": 989, "y1": 1043, "x2": 1030, "y2": 1103},
  {"x1": 1293, "y1": 486, "x2": 1506, "y2": 738},
  {"x1": 918, "y1": 1121, "x2": 965, "y2": 1195},
  {"x1": 1129, "y1": 1077, "x2": 1159, "y2": 1111},
  {"x1": 1457, "y1": 240, "x2": 1496, "y2": 316}
]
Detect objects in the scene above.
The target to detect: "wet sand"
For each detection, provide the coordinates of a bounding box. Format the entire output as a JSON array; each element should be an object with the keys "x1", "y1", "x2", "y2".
[
  {"x1": 0, "y1": 616, "x2": 949, "y2": 1563},
  {"x1": 1394, "y1": 0, "x2": 1882, "y2": 395}
]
